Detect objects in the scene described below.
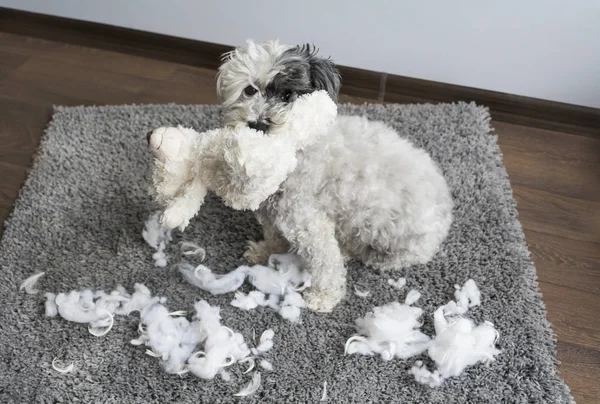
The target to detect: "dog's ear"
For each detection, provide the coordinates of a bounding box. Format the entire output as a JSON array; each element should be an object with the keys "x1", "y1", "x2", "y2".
[{"x1": 297, "y1": 44, "x2": 341, "y2": 101}]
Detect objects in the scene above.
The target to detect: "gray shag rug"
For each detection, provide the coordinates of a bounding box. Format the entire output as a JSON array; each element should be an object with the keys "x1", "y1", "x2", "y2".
[{"x1": 0, "y1": 102, "x2": 573, "y2": 403}]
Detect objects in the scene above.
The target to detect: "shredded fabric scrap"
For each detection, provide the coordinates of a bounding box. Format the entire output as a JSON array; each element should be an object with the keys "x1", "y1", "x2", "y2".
[
  {"x1": 234, "y1": 371, "x2": 261, "y2": 397},
  {"x1": 51, "y1": 358, "x2": 74, "y2": 374},
  {"x1": 353, "y1": 286, "x2": 370, "y2": 298},
  {"x1": 19, "y1": 272, "x2": 46, "y2": 294},
  {"x1": 320, "y1": 381, "x2": 328, "y2": 401},
  {"x1": 142, "y1": 212, "x2": 172, "y2": 267},
  {"x1": 179, "y1": 241, "x2": 206, "y2": 259}
]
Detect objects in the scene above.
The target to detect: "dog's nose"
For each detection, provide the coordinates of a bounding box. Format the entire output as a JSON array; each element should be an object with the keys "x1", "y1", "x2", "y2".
[
  {"x1": 248, "y1": 121, "x2": 270, "y2": 133},
  {"x1": 146, "y1": 130, "x2": 153, "y2": 144}
]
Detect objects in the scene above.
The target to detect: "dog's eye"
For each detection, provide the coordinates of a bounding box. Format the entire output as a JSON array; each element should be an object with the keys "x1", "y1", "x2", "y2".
[
  {"x1": 281, "y1": 90, "x2": 293, "y2": 102},
  {"x1": 244, "y1": 85, "x2": 258, "y2": 96}
]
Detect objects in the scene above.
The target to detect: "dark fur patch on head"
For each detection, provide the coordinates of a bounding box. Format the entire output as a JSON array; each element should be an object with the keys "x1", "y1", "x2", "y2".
[{"x1": 267, "y1": 44, "x2": 341, "y2": 103}]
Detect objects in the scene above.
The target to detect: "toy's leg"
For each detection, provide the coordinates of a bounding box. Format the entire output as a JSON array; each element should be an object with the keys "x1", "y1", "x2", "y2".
[
  {"x1": 278, "y1": 210, "x2": 346, "y2": 312},
  {"x1": 161, "y1": 177, "x2": 207, "y2": 231},
  {"x1": 244, "y1": 212, "x2": 289, "y2": 265}
]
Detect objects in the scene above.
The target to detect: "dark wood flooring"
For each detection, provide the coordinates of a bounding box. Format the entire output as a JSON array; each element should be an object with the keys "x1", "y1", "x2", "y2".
[{"x1": 0, "y1": 32, "x2": 598, "y2": 403}]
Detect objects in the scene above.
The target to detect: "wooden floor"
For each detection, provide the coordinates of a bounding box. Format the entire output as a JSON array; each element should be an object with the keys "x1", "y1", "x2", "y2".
[{"x1": 0, "y1": 32, "x2": 598, "y2": 403}]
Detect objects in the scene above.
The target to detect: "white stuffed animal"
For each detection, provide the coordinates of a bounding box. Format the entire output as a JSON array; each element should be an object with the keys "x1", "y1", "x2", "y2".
[{"x1": 147, "y1": 90, "x2": 337, "y2": 230}]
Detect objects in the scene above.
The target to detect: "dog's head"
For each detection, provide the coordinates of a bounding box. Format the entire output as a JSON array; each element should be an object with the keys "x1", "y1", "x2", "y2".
[{"x1": 216, "y1": 40, "x2": 341, "y2": 134}]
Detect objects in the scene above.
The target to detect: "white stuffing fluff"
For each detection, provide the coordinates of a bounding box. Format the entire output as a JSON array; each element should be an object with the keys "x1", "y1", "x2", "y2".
[
  {"x1": 251, "y1": 329, "x2": 275, "y2": 355},
  {"x1": 387, "y1": 277, "x2": 406, "y2": 290},
  {"x1": 259, "y1": 359, "x2": 273, "y2": 371},
  {"x1": 44, "y1": 283, "x2": 273, "y2": 393},
  {"x1": 179, "y1": 264, "x2": 248, "y2": 295},
  {"x1": 234, "y1": 371, "x2": 261, "y2": 397},
  {"x1": 320, "y1": 381, "x2": 328, "y2": 401},
  {"x1": 241, "y1": 357, "x2": 255, "y2": 374},
  {"x1": 19, "y1": 272, "x2": 46, "y2": 294},
  {"x1": 442, "y1": 279, "x2": 481, "y2": 316},
  {"x1": 143, "y1": 212, "x2": 172, "y2": 267},
  {"x1": 345, "y1": 294, "x2": 431, "y2": 361},
  {"x1": 410, "y1": 279, "x2": 500, "y2": 387},
  {"x1": 404, "y1": 289, "x2": 421, "y2": 306},
  {"x1": 346, "y1": 279, "x2": 500, "y2": 387},
  {"x1": 179, "y1": 241, "x2": 206, "y2": 259},
  {"x1": 353, "y1": 286, "x2": 370, "y2": 298},
  {"x1": 44, "y1": 283, "x2": 158, "y2": 337},
  {"x1": 180, "y1": 253, "x2": 311, "y2": 322},
  {"x1": 52, "y1": 358, "x2": 74, "y2": 374}
]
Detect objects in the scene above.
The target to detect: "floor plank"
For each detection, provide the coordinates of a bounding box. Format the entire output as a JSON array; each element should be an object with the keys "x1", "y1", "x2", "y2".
[{"x1": 0, "y1": 31, "x2": 598, "y2": 403}]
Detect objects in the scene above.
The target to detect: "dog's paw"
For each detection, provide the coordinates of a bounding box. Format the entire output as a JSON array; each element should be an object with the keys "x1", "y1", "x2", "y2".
[
  {"x1": 243, "y1": 240, "x2": 271, "y2": 266},
  {"x1": 303, "y1": 285, "x2": 345, "y2": 313}
]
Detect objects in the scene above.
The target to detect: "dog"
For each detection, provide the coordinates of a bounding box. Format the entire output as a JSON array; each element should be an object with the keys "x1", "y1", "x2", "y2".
[{"x1": 217, "y1": 40, "x2": 453, "y2": 312}]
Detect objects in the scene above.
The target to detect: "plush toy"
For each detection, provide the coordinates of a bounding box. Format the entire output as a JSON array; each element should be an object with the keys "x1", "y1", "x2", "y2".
[{"x1": 147, "y1": 90, "x2": 337, "y2": 230}]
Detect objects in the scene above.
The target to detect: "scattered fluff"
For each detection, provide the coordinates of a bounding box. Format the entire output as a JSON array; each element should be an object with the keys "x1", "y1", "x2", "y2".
[
  {"x1": 320, "y1": 381, "x2": 328, "y2": 401},
  {"x1": 388, "y1": 277, "x2": 406, "y2": 289},
  {"x1": 180, "y1": 241, "x2": 206, "y2": 259},
  {"x1": 45, "y1": 284, "x2": 159, "y2": 337},
  {"x1": 179, "y1": 264, "x2": 248, "y2": 295},
  {"x1": 234, "y1": 372, "x2": 261, "y2": 397},
  {"x1": 345, "y1": 292, "x2": 431, "y2": 360},
  {"x1": 142, "y1": 212, "x2": 172, "y2": 267},
  {"x1": 442, "y1": 279, "x2": 481, "y2": 316},
  {"x1": 353, "y1": 286, "x2": 370, "y2": 298},
  {"x1": 44, "y1": 283, "x2": 271, "y2": 391},
  {"x1": 241, "y1": 357, "x2": 255, "y2": 374},
  {"x1": 346, "y1": 279, "x2": 500, "y2": 387},
  {"x1": 410, "y1": 279, "x2": 500, "y2": 387},
  {"x1": 251, "y1": 329, "x2": 275, "y2": 355},
  {"x1": 404, "y1": 289, "x2": 421, "y2": 306},
  {"x1": 180, "y1": 253, "x2": 311, "y2": 322},
  {"x1": 19, "y1": 272, "x2": 45, "y2": 294},
  {"x1": 184, "y1": 301, "x2": 253, "y2": 380},
  {"x1": 259, "y1": 359, "x2": 273, "y2": 371},
  {"x1": 51, "y1": 358, "x2": 74, "y2": 374}
]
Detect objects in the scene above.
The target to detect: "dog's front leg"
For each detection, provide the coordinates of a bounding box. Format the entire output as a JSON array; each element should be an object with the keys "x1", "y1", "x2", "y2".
[{"x1": 278, "y1": 211, "x2": 346, "y2": 312}]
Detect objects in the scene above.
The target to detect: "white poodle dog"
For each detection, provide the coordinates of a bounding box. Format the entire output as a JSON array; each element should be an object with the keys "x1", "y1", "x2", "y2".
[{"x1": 215, "y1": 41, "x2": 453, "y2": 312}]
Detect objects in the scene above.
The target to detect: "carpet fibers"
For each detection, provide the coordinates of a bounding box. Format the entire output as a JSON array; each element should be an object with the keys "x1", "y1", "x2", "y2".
[{"x1": 0, "y1": 102, "x2": 573, "y2": 403}]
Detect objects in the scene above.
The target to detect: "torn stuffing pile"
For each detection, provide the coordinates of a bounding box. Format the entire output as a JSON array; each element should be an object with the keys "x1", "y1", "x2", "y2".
[
  {"x1": 133, "y1": 299, "x2": 263, "y2": 379},
  {"x1": 345, "y1": 289, "x2": 431, "y2": 360},
  {"x1": 44, "y1": 283, "x2": 274, "y2": 393},
  {"x1": 44, "y1": 283, "x2": 159, "y2": 336},
  {"x1": 410, "y1": 280, "x2": 500, "y2": 387},
  {"x1": 142, "y1": 211, "x2": 172, "y2": 267},
  {"x1": 346, "y1": 280, "x2": 501, "y2": 387},
  {"x1": 179, "y1": 253, "x2": 311, "y2": 323}
]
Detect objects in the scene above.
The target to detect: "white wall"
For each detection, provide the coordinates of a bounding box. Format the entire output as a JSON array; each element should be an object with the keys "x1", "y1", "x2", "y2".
[{"x1": 3, "y1": 0, "x2": 600, "y2": 108}]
